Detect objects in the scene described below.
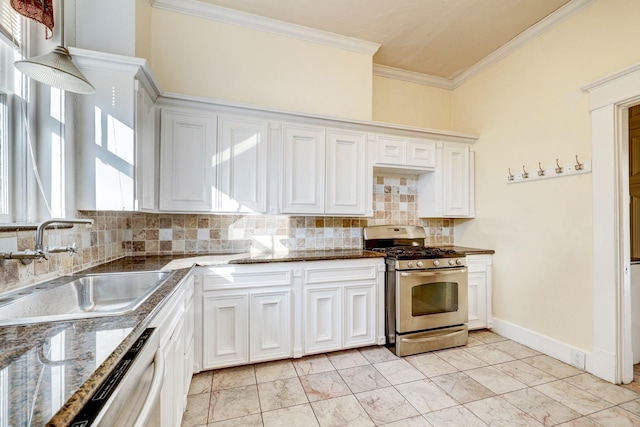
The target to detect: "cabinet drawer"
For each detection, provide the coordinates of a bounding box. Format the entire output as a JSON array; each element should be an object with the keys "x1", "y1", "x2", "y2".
[
  {"x1": 305, "y1": 265, "x2": 377, "y2": 284},
  {"x1": 202, "y1": 267, "x2": 292, "y2": 291},
  {"x1": 466, "y1": 255, "x2": 490, "y2": 273}
]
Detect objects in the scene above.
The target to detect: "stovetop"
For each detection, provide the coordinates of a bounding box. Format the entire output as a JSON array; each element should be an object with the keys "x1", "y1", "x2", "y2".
[{"x1": 371, "y1": 245, "x2": 460, "y2": 260}]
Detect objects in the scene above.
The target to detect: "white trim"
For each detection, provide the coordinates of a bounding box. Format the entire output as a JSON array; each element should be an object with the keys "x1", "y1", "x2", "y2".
[
  {"x1": 67, "y1": 47, "x2": 163, "y2": 100},
  {"x1": 151, "y1": 0, "x2": 380, "y2": 56},
  {"x1": 582, "y1": 63, "x2": 640, "y2": 384},
  {"x1": 491, "y1": 317, "x2": 592, "y2": 373},
  {"x1": 373, "y1": 65, "x2": 453, "y2": 90},
  {"x1": 378, "y1": 0, "x2": 595, "y2": 89}
]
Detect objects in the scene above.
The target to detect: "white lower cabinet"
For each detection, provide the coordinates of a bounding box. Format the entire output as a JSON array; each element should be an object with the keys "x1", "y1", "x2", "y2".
[
  {"x1": 149, "y1": 272, "x2": 194, "y2": 427},
  {"x1": 303, "y1": 259, "x2": 384, "y2": 355},
  {"x1": 466, "y1": 254, "x2": 493, "y2": 330},
  {"x1": 196, "y1": 258, "x2": 385, "y2": 370},
  {"x1": 199, "y1": 264, "x2": 295, "y2": 370}
]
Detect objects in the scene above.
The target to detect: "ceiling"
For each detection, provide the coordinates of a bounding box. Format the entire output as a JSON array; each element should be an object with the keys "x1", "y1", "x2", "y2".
[{"x1": 197, "y1": 0, "x2": 572, "y2": 80}]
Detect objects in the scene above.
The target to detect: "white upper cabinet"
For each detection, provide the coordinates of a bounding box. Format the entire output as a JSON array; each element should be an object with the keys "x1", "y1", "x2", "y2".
[
  {"x1": 374, "y1": 134, "x2": 436, "y2": 172},
  {"x1": 326, "y1": 130, "x2": 367, "y2": 215},
  {"x1": 418, "y1": 142, "x2": 475, "y2": 218},
  {"x1": 159, "y1": 108, "x2": 217, "y2": 211},
  {"x1": 281, "y1": 124, "x2": 326, "y2": 214},
  {"x1": 281, "y1": 124, "x2": 369, "y2": 216},
  {"x1": 216, "y1": 116, "x2": 268, "y2": 213}
]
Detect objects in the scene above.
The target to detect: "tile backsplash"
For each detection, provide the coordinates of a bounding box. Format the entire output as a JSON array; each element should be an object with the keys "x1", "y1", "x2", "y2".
[{"x1": 0, "y1": 174, "x2": 452, "y2": 291}]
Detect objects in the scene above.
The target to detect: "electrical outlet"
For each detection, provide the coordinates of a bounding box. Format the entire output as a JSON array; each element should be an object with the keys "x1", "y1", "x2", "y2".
[{"x1": 571, "y1": 350, "x2": 586, "y2": 370}]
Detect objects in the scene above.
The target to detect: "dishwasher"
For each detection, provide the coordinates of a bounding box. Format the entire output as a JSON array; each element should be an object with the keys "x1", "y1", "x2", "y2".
[{"x1": 70, "y1": 328, "x2": 164, "y2": 427}]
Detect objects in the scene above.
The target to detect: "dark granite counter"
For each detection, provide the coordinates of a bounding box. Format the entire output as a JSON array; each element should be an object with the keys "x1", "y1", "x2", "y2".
[
  {"x1": 445, "y1": 246, "x2": 495, "y2": 255},
  {"x1": 0, "y1": 249, "x2": 383, "y2": 426}
]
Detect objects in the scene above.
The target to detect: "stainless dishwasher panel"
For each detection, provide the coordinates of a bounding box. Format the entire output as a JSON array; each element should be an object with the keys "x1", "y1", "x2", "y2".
[{"x1": 71, "y1": 328, "x2": 164, "y2": 427}]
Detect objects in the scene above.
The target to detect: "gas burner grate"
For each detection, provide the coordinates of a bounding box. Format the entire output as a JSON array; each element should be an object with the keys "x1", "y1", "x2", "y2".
[{"x1": 372, "y1": 246, "x2": 459, "y2": 258}]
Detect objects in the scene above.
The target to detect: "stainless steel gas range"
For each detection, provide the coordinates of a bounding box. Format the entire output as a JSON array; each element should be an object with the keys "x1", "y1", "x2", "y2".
[{"x1": 364, "y1": 225, "x2": 468, "y2": 356}]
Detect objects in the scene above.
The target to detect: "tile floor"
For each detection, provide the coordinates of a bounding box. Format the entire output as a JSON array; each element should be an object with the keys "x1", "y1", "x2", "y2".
[{"x1": 181, "y1": 330, "x2": 640, "y2": 426}]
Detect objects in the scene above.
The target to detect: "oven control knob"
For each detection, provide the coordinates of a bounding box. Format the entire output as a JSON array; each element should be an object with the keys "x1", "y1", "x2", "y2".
[
  {"x1": 456, "y1": 259, "x2": 463, "y2": 265},
  {"x1": 433, "y1": 260, "x2": 440, "y2": 267},
  {"x1": 407, "y1": 261, "x2": 414, "y2": 268},
  {"x1": 417, "y1": 261, "x2": 424, "y2": 268},
  {"x1": 448, "y1": 259, "x2": 455, "y2": 266}
]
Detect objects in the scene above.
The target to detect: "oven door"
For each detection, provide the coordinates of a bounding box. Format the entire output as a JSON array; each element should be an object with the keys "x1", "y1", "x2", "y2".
[{"x1": 397, "y1": 267, "x2": 468, "y2": 333}]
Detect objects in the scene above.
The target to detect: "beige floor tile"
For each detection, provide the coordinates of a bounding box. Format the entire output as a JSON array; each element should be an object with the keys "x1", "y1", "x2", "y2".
[
  {"x1": 374, "y1": 359, "x2": 426, "y2": 385},
  {"x1": 534, "y1": 380, "x2": 612, "y2": 415},
  {"x1": 587, "y1": 406, "x2": 640, "y2": 426},
  {"x1": 436, "y1": 349, "x2": 488, "y2": 371},
  {"x1": 380, "y1": 415, "x2": 432, "y2": 426},
  {"x1": 208, "y1": 413, "x2": 263, "y2": 427},
  {"x1": 423, "y1": 405, "x2": 488, "y2": 427},
  {"x1": 209, "y1": 384, "x2": 261, "y2": 422},
  {"x1": 211, "y1": 365, "x2": 256, "y2": 391},
  {"x1": 300, "y1": 370, "x2": 352, "y2": 402},
  {"x1": 465, "y1": 396, "x2": 545, "y2": 426},
  {"x1": 359, "y1": 345, "x2": 399, "y2": 364},
  {"x1": 395, "y1": 379, "x2": 458, "y2": 413},
  {"x1": 490, "y1": 340, "x2": 541, "y2": 359},
  {"x1": 257, "y1": 377, "x2": 309, "y2": 412},
  {"x1": 355, "y1": 386, "x2": 420, "y2": 425},
  {"x1": 310, "y1": 395, "x2": 374, "y2": 427},
  {"x1": 182, "y1": 393, "x2": 211, "y2": 427},
  {"x1": 339, "y1": 364, "x2": 391, "y2": 393},
  {"x1": 493, "y1": 360, "x2": 557, "y2": 387},
  {"x1": 620, "y1": 398, "x2": 640, "y2": 416},
  {"x1": 469, "y1": 330, "x2": 508, "y2": 344},
  {"x1": 522, "y1": 355, "x2": 583, "y2": 379},
  {"x1": 502, "y1": 387, "x2": 582, "y2": 426},
  {"x1": 464, "y1": 336, "x2": 485, "y2": 347},
  {"x1": 555, "y1": 417, "x2": 602, "y2": 426},
  {"x1": 327, "y1": 349, "x2": 370, "y2": 370},
  {"x1": 405, "y1": 353, "x2": 458, "y2": 377},
  {"x1": 255, "y1": 359, "x2": 298, "y2": 384},
  {"x1": 429, "y1": 371, "x2": 495, "y2": 404},
  {"x1": 262, "y1": 404, "x2": 320, "y2": 427},
  {"x1": 189, "y1": 371, "x2": 214, "y2": 395},
  {"x1": 465, "y1": 366, "x2": 528, "y2": 394},
  {"x1": 464, "y1": 344, "x2": 516, "y2": 365},
  {"x1": 292, "y1": 354, "x2": 335, "y2": 376},
  {"x1": 564, "y1": 372, "x2": 640, "y2": 405}
]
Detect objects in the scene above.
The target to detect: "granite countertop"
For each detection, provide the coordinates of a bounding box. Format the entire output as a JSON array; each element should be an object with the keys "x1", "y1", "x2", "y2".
[
  {"x1": 444, "y1": 246, "x2": 495, "y2": 255},
  {"x1": 0, "y1": 249, "x2": 383, "y2": 427}
]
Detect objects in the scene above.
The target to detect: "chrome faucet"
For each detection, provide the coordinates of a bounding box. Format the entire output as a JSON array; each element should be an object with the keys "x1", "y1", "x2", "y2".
[{"x1": 0, "y1": 218, "x2": 93, "y2": 266}]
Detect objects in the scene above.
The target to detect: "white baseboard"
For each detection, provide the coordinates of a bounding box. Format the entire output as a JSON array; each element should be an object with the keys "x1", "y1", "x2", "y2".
[{"x1": 490, "y1": 317, "x2": 592, "y2": 372}]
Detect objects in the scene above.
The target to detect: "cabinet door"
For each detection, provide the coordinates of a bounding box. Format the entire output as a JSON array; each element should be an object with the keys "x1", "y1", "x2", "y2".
[
  {"x1": 159, "y1": 109, "x2": 216, "y2": 211},
  {"x1": 375, "y1": 135, "x2": 406, "y2": 165},
  {"x1": 202, "y1": 294, "x2": 248, "y2": 369},
  {"x1": 305, "y1": 287, "x2": 341, "y2": 354},
  {"x1": 250, "y1": 291, "x2": 292, "y2": 362},
  {"x1": 407, "y1": 139, "x2": 436, "y2": 168},
  {"x1": 467, "y1": 272, "x2": 487, "y2": 330},
  {"x1": 443, "y1": 143, "x2": 470, "y2": 216},
  {"x1": 216, "y1": 116, "x2": 268, "y2": 213},
  {"x1": 344, "y1": 284, "x2": 376, "y2": 348},
  {"x1": 326, "y1": 130, "x2": 366, "y2": 215},
  {"x1": 160, "y1": 316, "x2": 184, "y2": 427},
  {"x1": 282, "y1": 124, "x2": 326, "y2": 214}
]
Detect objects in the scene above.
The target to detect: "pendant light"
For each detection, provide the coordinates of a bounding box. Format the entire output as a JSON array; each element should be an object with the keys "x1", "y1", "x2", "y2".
[{"x1": 14, "y1": 0, "x2": 95, "y2": 94}]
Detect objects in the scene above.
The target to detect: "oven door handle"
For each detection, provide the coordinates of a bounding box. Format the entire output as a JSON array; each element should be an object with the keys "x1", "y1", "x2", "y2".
[{"x1": 400, "y1": 268, "x2": 467, "y2": 277}]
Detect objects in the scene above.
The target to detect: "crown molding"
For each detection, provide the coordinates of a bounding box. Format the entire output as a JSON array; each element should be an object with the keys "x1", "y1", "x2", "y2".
[
  {"x1": 377, "y1": 0, "x2": 595, "y2": 90},
  {"x1": 451, "y1": 0, "x2": 595, "y2": 88},
  {"x1": 151, "y1": 0, "x2": 380, "y2": 56},
  {"x1": 373, "y1": 65, "x2": 454, "y2": 90}
]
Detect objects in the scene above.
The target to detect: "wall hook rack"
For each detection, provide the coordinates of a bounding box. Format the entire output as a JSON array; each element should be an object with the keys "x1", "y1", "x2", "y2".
[{"x1": 506, "y1": 156, "x2": 591, "y2": 184}]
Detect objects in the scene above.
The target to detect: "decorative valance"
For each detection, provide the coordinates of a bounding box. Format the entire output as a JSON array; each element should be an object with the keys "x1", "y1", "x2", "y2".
[{"x1": 10, "y1": 0, "x2": 54, "y2": 38}]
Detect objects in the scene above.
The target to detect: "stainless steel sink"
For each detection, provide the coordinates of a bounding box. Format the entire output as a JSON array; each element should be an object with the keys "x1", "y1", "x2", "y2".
[{"x1": 0, "y1": 271, "x2": 174, "y2": 326}]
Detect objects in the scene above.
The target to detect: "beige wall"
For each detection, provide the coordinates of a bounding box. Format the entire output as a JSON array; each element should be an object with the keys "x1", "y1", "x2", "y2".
[
  {"x1": 453, "y1": 0, "x2": 640, "y2": 351},
  {"x1": 149, "y1": 9, "x2": 373, "y2": 120},
  {"x1": 373, "y1": 76, "x2": 453, "y2": 130}
]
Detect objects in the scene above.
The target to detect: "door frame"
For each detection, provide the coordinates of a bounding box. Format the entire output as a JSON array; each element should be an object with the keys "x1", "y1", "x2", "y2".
[{"x1": 584, "y1": 63, "x2": 640, "y2": 383}]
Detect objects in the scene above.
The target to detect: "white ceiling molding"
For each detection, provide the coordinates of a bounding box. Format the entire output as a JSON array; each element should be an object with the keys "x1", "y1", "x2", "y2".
[
  {"x1": 376, "y1": 0, "x2": 595, "y2": 90},
  {"x1": 151, "y1": 0, "x2": 381, "y2": 56},
  {"x1": 451, "y1": 0, "x2": 595, "y2": 88},
  {"x1": 373, "y1": 65, "x2": 454, "y2": 90}
]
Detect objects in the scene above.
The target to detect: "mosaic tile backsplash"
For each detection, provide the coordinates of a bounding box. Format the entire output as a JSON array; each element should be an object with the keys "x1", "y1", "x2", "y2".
[{"x1": 0, "y1": 174, "x2": 453, "y2": 291}]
